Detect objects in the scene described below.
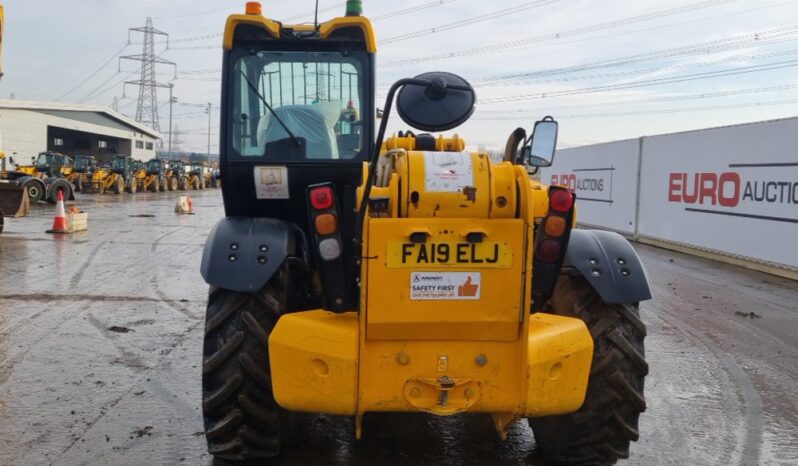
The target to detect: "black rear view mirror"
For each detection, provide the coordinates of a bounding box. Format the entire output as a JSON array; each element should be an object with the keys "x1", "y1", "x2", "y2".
[
  {"x1": 395, "y1": 71, "x2": 476, "y2": 132},
  {"x1": 523, "y1": 116, "x2": 559, "y2": 168}
]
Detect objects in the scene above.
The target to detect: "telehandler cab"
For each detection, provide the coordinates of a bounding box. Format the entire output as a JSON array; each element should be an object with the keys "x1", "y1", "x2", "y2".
[
  {"x1": 200, "y1": 2, "x2": 652, "y2": 464},
  {"x1": 69, "y1": 155, "x2": 97, "y2": 192}
]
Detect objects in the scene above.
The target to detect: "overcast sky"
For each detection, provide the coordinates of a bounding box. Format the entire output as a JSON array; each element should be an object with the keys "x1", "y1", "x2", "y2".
[{"x1": 2, "y1": 0, "x2": 798, "y2": 152}]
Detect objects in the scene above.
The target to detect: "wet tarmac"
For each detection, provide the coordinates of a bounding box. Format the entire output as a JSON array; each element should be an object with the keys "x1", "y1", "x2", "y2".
[{"x1": 1, "y1": 190, "x2": 797, "y2": 465}]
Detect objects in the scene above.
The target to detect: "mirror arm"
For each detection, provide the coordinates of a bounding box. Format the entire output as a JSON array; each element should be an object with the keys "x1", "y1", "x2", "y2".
[{"x1": 353, "y1": 77, "x2": 429, "y2": 259}]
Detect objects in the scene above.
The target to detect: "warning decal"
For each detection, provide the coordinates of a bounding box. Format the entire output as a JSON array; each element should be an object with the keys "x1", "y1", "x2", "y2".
[
  {"x1": 423, "y1": 152, "x2": 474, "y2": 192},
  {"x1": 254, "y1": 166, "x2": 289, "y2": 199},
  {"x1": 410, "y1": 272, "x2": 481, "y2": 300}
]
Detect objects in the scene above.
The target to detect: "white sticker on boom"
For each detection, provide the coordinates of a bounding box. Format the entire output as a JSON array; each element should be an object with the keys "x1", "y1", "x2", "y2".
[
  {"x1": 254, "y1": 166, "x2": 289, "y2": 199},
  {"x1": 410, "y1": 272, "x2": 481, "y2": 300},
  {"x1": 423, "y1": 152, "x2": 474, "y2": 192}
]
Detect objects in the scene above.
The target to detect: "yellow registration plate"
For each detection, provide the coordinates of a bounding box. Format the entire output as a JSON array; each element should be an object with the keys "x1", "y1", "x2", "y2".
[{"x1": 386, "y1": 241, "x2": 512, "y2": 268}]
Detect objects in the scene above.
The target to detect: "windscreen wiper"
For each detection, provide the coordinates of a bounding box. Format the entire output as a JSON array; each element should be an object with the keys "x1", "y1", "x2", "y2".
[{"x1": 239, "y1": 70, "x2": 301, "y2": 147}]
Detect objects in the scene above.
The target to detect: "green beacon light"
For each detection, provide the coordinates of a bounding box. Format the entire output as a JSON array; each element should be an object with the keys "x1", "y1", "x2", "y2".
[{"x1": 346, "y1": 0, "x2": 362, "y2": 16}]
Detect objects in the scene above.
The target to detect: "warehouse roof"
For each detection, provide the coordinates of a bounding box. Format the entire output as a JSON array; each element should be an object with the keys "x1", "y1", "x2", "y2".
[{"x1": 0, "y1": 100, "x2": 161, "y2": 139}]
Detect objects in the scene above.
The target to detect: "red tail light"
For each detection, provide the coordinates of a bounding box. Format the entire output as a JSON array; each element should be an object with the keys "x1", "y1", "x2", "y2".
[
  {"x1": 550, "y1": 189, "x2": 574, "y2": 213},
  {"x1": 536, "y1": 239, "x2": 561, "y2": 263},
  {"x1": 310, "y1": 186, "x2": 334, "y2": 210}
]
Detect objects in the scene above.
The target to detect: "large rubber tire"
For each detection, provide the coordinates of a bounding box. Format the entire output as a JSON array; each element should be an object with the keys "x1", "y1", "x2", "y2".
[
  {"x1": 202, "y1": 273, "x2": 288, "y2": 461},
  {"x1": 112, "y1": 177, "x2": 124, "y2": 195},
  {"x1": 47, "y1": 179, "x2": 72, "y2": 204},
  {"x1": 170, "y1": 177, "x2": 179, "y2": 191},
  {"x1": 529, "y1": 274, "x2": 647, "y2": 465},
  {"x1": 0, "y1": 209, "x2": 4, "y2": 234},
  {"x1": 127, "y1": 179, "x2": 137, "y2": 194},
  {"x1": 22, "y1": 179, "x2": 44, "y2": 203}
]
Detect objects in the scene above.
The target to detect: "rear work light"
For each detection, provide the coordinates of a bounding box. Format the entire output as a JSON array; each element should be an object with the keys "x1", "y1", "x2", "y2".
[
  {"x1": 318, "y1": 238, "x2": 342, "y2": 261},
  {"x1": 550, "y1": 189, "x2": 574, "y2": 213},
  {"x1": 310, "y1": 186, "x2": 334, "y2": 210}
]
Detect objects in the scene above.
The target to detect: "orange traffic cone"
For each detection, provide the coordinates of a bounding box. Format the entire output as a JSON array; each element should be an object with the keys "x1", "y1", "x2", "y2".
[{"x1": 46, "y1": 190, "x2": 69, "y2": 234}]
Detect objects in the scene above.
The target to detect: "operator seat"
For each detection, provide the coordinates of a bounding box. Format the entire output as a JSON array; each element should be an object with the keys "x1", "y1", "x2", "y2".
[{"x1": 259, "y1": 105, "x2": 340, "y2": 159}]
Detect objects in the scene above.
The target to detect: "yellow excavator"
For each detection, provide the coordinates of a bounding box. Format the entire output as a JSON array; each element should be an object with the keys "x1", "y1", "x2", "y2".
[{"x1": 0, "y1": 3, "x2": 31, "y2": 233}]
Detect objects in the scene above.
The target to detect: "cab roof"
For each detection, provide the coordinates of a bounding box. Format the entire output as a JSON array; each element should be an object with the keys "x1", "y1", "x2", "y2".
[{"x1": 223, "y1": 12, "x2": 376, "y2": 52}]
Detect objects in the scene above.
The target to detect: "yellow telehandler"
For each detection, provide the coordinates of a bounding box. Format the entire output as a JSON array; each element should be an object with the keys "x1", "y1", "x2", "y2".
[
  {"x1": 68, "y1": 155, "x2": 97, "y2": 192},
  {"x1": 1, "y1": 151, "x2": 75, "y2": 203},
  {"x1": 199, "y1": 2, "x2": 652, "y2": 464},
  {"x1": 84, "y1": 155, "x2": 131, "y2": 194}
]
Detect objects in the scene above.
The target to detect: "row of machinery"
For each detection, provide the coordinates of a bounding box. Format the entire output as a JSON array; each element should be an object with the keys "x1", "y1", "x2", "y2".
[
  {"x1": 73, "y1": 155, "x2": 219, "y2": 194},
  {"x1": 1, "y1": 152, "x2": 219, "y2": 200}
]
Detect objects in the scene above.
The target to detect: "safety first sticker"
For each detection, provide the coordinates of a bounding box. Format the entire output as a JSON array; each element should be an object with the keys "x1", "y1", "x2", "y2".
[
  {"x1": 423, "y1": 152, "x2": 474, "y2": 192},
  {"x1": 254, "y1": 166, "x2": 289, "y2": 199},
  {"x1": 410, "y1": 272, "x2": 481, "y2": 300}
]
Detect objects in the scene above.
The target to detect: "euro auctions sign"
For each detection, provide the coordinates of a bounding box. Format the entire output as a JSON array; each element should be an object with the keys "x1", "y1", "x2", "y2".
[
  {"x1": 638, "y1": 117, "x2": 798, "y2": 269},
  {"x1": 668, "y1": 170, "x2": 798, "y2": 218}
]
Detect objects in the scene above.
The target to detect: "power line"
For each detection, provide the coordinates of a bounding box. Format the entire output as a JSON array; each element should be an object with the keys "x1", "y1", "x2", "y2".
[
  {"x1": 78, "y1": 71, "x2": 139, "y2": 104},
  {"x1": 381, "y1": 0, "x2": 564, "y2": 44},
  {"x1": 475, "y1": 84, "x2": 798, "y2": 115},
  {"x1": 372, "y1": 0, "x2": 460, "y2": 21},
  {"x1": 165, "y1": 0, "x2": 462, "y2": 46},
  {"x1": 472, "y1": 26, "x2": 798, "y2": 87},
  {"x1": 376, "y1": 46, "x2": 798, "y2": 100},
  {"x1": 153, "y1": 3, "x2": 241, "y2": 21},
  {"x1": 480, "y1": 59, "x2": 798, "y2": 104},
  {"x1": 55, "y1": 43, "x2": 129, "y2": 101},
  {"x1": 381, "y1": 0, "x2": 751, "y2": 67}
]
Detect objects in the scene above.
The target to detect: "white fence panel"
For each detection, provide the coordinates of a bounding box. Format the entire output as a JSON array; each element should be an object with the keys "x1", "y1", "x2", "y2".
[
  {"x1": 637, "y1": 118, "x2": 798, "y2": 269},
  {"x1": 541, "y1": 139, "x2": 640, "y2": 235}
]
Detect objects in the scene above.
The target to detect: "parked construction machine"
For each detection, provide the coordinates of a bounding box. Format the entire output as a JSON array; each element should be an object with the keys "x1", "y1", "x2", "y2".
[
  {"x1": 188, "y1": 162, "x2": 206, "y2": 190},
  {"x1": 200, "y1": 2, "x2": 651, "y2": 464},
  {"x1": 168, "y1": 159, "x2": 190, "y2": 191},
  {"x1": 68, "y1": 155, "x2": 97, "y2": 192},
  {"x1": 141, "y1": 158, "x2": 168, "y2": 192},
  {"x1": 1, "y1": 151, "x2": 75, "y2": 203},
  {"x1": 131, "y1": 160, "x2": 148, "y2": 192},
  {"x1": 0, "y1": 153, "x2": 28, "y2": 233},
  {"x1": 0, "y1": 0, "x2": 28, "y2": 233},
  {"x1": 114, "y1": 155, "x2": 139, "y2": 193},
  {"x1": 83, "y1": 154, "x2": 136, "y2": 194}
]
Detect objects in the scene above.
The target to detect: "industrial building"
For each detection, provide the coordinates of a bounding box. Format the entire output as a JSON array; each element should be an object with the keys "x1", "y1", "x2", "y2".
[{"x1": 0, "y1": 100, "x2": 160, "y2": 167}]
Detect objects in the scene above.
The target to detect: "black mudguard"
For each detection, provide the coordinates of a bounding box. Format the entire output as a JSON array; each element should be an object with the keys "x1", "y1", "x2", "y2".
[
  {"x1": 563, "y1": 229, "x2": 652, "y2": 304},
  {"x1": 200, "y1": 217, "x2": 295, "y2": 292}
]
